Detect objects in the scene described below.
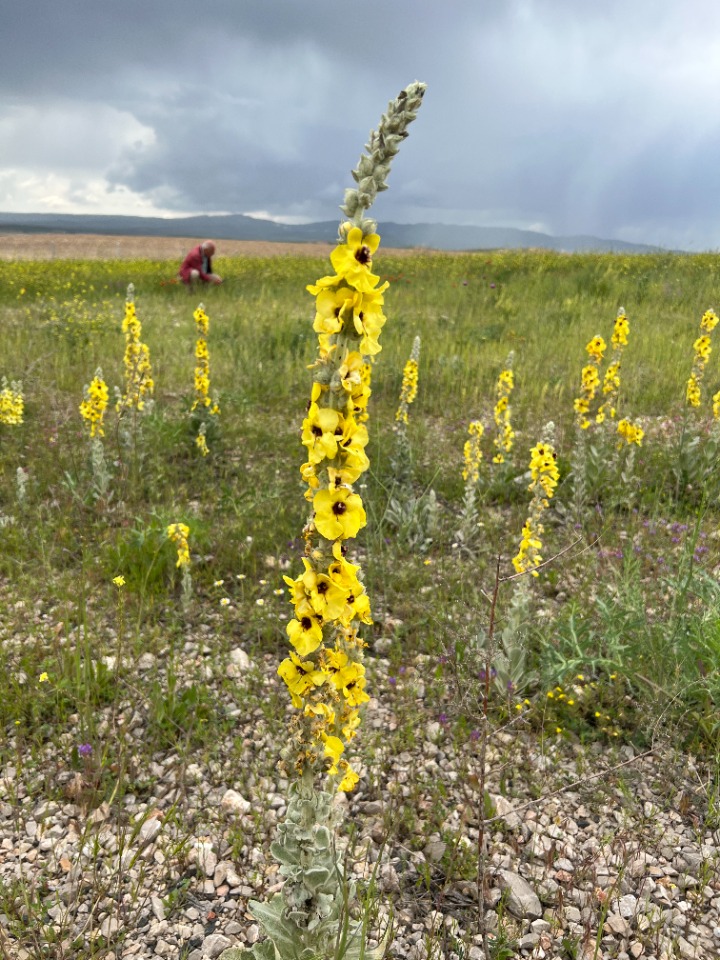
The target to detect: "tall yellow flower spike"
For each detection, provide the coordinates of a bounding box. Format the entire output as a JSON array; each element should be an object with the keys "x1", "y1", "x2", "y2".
[
  {"x1": 79, "y1": 369, "x2": 109, "y2": 438},
  {"x1": 167, "y1": 523, "x2": 190, "y2": 567},
  {"x1": 597, "y1": 308, "x2": 629, "y2": 425},
  {"x1": 463, "y1": 421, "x2": 484, "y2": 484},
  {"x1": 686, "y1": 308, "x2": 718, "y2": 408},
  {"x1": 573, "y1": 335, "x2": 606, "y2": 429},
  {"x1": 279, "y1": 85, "x2": 425, "y2": 800},
  {"x1": 0, "y1": 378, "x2": 24, "y2": 426},
  {"x1": 512, "y1": 441, "x2": 559, "y2": 577},
  {"x1": 492, "y1": 353, "x2": 515, "y2": 463},
  {"x1": 395, "y1": 336, "x2": 421, "y2": 424},
  {"x1": 117, "y1": 289, "x2": 154, "y2": 413}
]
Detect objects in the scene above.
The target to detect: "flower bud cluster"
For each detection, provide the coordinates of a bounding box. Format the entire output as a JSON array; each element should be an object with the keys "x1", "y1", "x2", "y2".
[
  {"x1": 279, "y1": 221, "x2": 391, "y2": 792},
  {"x1": 79, "y1": 368, "x2": 109, "y2": 438},
  {"x1": 340, "y1": 81, "x2": 426, "y2": 234}
]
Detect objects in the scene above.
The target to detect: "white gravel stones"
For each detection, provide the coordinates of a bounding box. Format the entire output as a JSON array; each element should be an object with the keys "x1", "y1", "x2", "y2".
[
  {"x1": 202, "y1": 933, "x2": 233, "y2": 958},
  {"x1": 138, "y1": 815, "x2": 162, "y2": 847},
  {"x1": 220, "y1": 789, "x2": 251, "y2": 816},
  {"x1": 497, "y1": 870, "x2": 542, "y2": 920},
  {"x1": 192, "y1": 839, "x2": 218, "y2": 877}
]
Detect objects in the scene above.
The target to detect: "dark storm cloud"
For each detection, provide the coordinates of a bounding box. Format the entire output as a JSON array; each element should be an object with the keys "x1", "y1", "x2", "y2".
[{"x1": 4, "y1": 1, "x2": 720, "y2": 247}]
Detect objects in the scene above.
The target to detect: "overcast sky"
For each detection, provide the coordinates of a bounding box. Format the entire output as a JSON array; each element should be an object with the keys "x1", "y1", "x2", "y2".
[{"x1": 3, "y1": 1, "x2": 720, "y2": 249}]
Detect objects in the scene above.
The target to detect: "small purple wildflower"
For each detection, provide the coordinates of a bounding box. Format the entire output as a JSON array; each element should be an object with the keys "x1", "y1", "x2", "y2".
[
  {"x1": 438, "y1": 713, "x2": 448, "y2": 725},
  {"x1": 469, "y1": 729, "x2": 480, "y2": 742},
  {"x1": 388, "y1": 676, "x2": 397, "y2": 686},
  {"x1": 78, "y1": 743, "x2": 93, "y2": 757}
]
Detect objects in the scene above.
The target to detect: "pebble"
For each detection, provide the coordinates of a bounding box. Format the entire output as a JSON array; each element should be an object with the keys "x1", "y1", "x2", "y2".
[
  {"x1": 220, "y1": 789, "x2": 251, "y2": 816},
  {"x1": 202, "y1": 933, "x2": 232, "y2": 958}
]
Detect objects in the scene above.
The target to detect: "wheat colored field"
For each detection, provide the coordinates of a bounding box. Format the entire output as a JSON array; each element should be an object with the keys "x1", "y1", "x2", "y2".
[{"x1": 0, "y1": 232, "x2": 422, "y2": 261}]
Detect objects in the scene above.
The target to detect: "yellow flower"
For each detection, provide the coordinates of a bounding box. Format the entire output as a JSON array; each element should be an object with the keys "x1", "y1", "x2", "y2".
[
  {"x1": 278, "y1": 652, "x2": 326, "y2": 708},
  {"x1": 396, "y1": 358, "x2": 419, "y2": 423},
  {"x1": 113, "y1": 575, "x2": 126, "y2": 587},
  {"x1": 313, "y1": 487, "x2": 367, "y2": 540},
  {"x1": 286, "y1": 606, "x2": 325, "y2": 657},
  {"x1": 492, "y1": 361, "x2": 515, "y2": 461},
  {"x1": 617, "y1": 419, "x2": 644, "y2": 446},
  {"x1": 79, "y1": 372, "x2": 109, "y2": 438},
  {"x1": 463, "y1": 420, "x2": 484, "y2": 484},
  {"x1": 337, "y1": 761, "x2": 359, "y2": 792},
  {"x1": 330, "y1": 225, "x2": 382, "y2": 291},
  {"x1": 117, "y1": 300, "x2": 154, "y2": 412},
  {"x1": 167, "y1": 523, "x2": 191, "y2": 567},
  {"x1": 322, "y1": 735, "x2": 345, "y2": 773},
  {"x1": 39, "y1": 672, "x2": 49, "y2": 683},
  {"x1": 301, "y1": 404, "x2": 343, "y2": 464},
  {"x1": 0, "y1": 379, "x2": 24, "y2": 426}
]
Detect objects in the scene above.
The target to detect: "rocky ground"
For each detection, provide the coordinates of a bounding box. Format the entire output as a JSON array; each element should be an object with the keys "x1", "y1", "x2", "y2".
[{"x1": 1, "y1": 633, "x2": 719, "y2": 960}]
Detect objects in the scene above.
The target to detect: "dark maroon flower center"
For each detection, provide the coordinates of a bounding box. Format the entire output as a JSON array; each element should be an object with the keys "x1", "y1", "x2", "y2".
[
  {"x1": 333, "y1": 501, "x2": 347, "y2": 516},
  {"x1": 355, "y1": 245, "x2": 372, "y2": 265}
]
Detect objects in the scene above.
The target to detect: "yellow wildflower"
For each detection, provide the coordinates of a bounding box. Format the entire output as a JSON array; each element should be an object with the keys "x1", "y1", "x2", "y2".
[
  {"x1": 462, "y1": 420, "x2": 484, "y2": 484},
  {"x1": 167, "y1": 523, "x2": 190, "y2": 567},
  {"x1": 80, "y1": 371, "x2": 109, "y2": 438},
  {"x1": 0, "y1": 379, "x2": 24, "y2": 425}
]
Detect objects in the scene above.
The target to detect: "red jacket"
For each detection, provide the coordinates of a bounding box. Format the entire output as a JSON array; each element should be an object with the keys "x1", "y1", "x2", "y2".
[{"x1": 179, "y1": 245, "x2": 213, "y2": 282}]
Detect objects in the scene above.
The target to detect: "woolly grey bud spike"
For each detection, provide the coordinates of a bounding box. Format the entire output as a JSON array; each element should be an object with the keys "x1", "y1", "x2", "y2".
[
  {"x1": 339, "y1": 80, "x2": 426, "y2": 230},
  {"x1": 126, "y1": 282, "x2": 135, "y2": 302}
]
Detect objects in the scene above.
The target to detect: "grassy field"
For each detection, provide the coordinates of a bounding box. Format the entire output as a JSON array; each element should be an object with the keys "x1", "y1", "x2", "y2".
[{"x1": 2, "y1": 241, "x2": 720, "y2": 958}]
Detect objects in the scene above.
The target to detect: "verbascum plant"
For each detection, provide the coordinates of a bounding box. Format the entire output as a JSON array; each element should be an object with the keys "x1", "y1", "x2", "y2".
[
  {"x1": 686, "y1": 308, "x2": 718, "y2": 408},
  {"x1": 79, "y1": 368, "x2": 111, "y2": 500},
  {"x1": 492, "y1": 352, "x2": 515, "y2": 464},
  {"x1": 458, "y1": 420, "x2": 484, "y2": 552},
  {"x1": 395, "y1": 336, "x2": 420, "y2": 425},
  {"x1": 512, "y1": 439, "x2": 560, "y2": 577},
  {"x1": 616, "y1": 418, "x2": 644, "y2": 447},
  {"x1": 568, "y1": 335, "x2": 607, "y2": 520},
  {"x1": 391, "y1": 336, "x2": 420, "y2": 488},
  {"x1": 222, "y1": 80, "x2": 426, "y2": 960},
  {"x1": 167, "y1": 522, "x2": 192, "y2": 607},
  {"x1": 191, "y1": 303, "x2": 220, "y2": 456},
  {"x1": 0, "y1": 378, "x2": 24, "y2": 425},
  {"x1": 596, "y1": 308, "x2": 629, "y2": 425},
  {"x1": 80, "y1": 369, "x2": 109, "y2": 439},
  {"x1": 116, "y1": 284, "x2": 154, "y2": 414},
  {"x1": 573, "y1": 335, "x2": 606, "y2": 429}
]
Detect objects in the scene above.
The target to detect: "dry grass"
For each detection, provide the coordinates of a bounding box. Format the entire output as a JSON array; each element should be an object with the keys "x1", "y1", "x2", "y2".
[{"x1": 0, "y1": 232, "x2": 424, "y2": 261}]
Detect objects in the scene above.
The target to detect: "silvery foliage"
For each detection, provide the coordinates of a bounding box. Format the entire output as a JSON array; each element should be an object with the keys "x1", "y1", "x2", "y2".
[
  {"x1": 340, "y1": 81, "x2": 426, "y2": 234},
  {"x1": 89, "y1": 438, "x2": 112, "y2": 501},
  {"x1": 220, "y1": 777, "x2": 383, "y2": 960},
  {"x1": 15, "y1": 467, "x2": 28, "y2": 505}
]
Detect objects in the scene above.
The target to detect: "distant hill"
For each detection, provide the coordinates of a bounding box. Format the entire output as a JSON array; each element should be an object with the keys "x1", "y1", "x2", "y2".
[{"x1": 0, "y1": 212, "x2": 663, "y2": 254}]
